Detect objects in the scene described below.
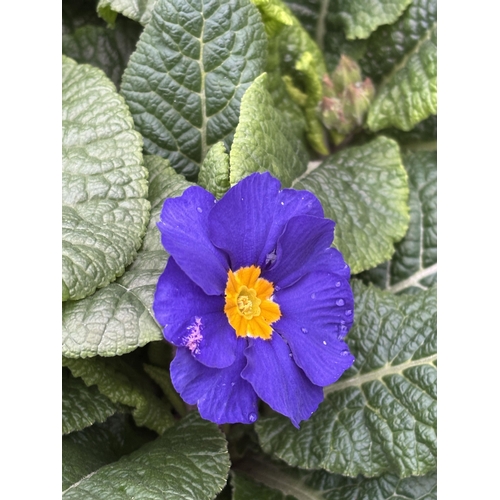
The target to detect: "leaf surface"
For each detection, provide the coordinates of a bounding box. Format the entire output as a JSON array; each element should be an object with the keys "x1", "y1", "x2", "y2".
[
  {"x1": 62, "y1": 56, "x2": 149, "y2": 302},
  {"x1": 62, "y1": 156, "x2": 192, "y2": 358},
  {"x1": 198, "y1": 142, "x2": 231, "y2": 198},
  {"x1": 63, "y1": 413, "x2": 230, "y2": 500},
  {"x1": 360, "y1": 150, "x2": 436, "y2": 293},
  {"x1": 256, "y1": 280, "x2": 437, "y2": 477},
  {"x1": 121, "y1": 0, "x2": 267, "y2": 177},
  {"x1": 63, "y1": 368, "x2": 123, "y2": 434},
  {"x1": 292, "y1": 137, "x2": 409, "y2": 274},
  {"x1": 97, "y1": 0, "x2": 157, "y2": 26}
]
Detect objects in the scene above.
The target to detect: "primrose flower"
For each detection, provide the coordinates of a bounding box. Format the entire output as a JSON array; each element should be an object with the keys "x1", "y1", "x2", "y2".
[{"x1": 153, "y1": 173, "x2": 355, "y2": 427}]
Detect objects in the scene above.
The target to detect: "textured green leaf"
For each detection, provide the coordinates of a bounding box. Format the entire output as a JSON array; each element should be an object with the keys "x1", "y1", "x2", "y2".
[
  {"x1": 198, "y1": 142, "x2": 231, "y2": 198},
  {"x1": 62, "y1": 17, "x2": 142, "y2": 89},
  {"x1": 360, "y1": 150, "x2": 436, "y2": 293},
  {"x1": 98, "y1": 0, "x2": 157, "y2": 26},
  {"x1": 62, "y1": 56, "x2": 149, "y2": 302},
  {"x1": 63, "y1": 413, "x2": 155, "y2": 491},
  {"x1": 62, "y1": 156, "x2": 192, "y2": 358},
  {"x1": 292, "y1": 137, "x2": 409, "y2": 274},
  {"x1": 256, "y1": 280, "x2": 437, "y2": 477},
  {"x1": 63, "y1": 368, "x2": 123, "y2": 434},
  {"x1": 230, "y1": 73, "x2": 309, "y2": 186},
  {"x1": 63, "y1": 354, "x2": 175, "y2": 434},
  {"x1": 63, "y1": 412, "x2": 230, "y2": 499},
  {"x1": 233, "y1": 457, "x2": 437, "y2": 500},
  {"x1": 381, "y1": 115, "x2": 437, "y2": 149},
  {"x1": 334, "y1": 0, "x2": 412, "y2": 40},
  {"x1": 367, "y1": 25, "x2": 437, "y2": 132},
  {"x1": 121, "y1": 0, "x2": 267, "y2": 177}
]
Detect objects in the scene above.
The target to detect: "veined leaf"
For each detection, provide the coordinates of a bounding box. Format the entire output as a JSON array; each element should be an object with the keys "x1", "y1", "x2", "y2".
[
  {"x1": 381, "y1": 115, "x2": 437, "y2": 150},
  {"x1": 62, "y1": 56, "x2": 149, "y2": 302},
  {"x1": 292, "y1": 137, "x2": 409, "y2": 274},
  {"x1": 63, "y1": 368, "x2": 123, "y2": 434},
  {"x1": 232, "y1": 456, "x2": 437, "y2": 499},
  {"x1": 230, "y1": 73, "x2": 308, "y2": 186},
  {"x1": 63, "y1": 354, "x2": 175, "y2": 434},
  {"x1": 198, "y1": 142, "x2": 231, "y2": 199},
  {"x1": 62, "y1": 156, "x2": 192, "y2": 358},
  {"x1": 121, "y1": 0, "x2": 267, "y2": 177},
  {"x1": 361, "y1": 150, "x2": 436, "y2": 293},
  {"x1": 256, "y1": 280, "x2": 437, "y2": 477},
  {"x1": 98, "y1": 0, "x2": 157, "y2": 26},
  {"x1": 62, "y1": 17, "x2": 142, "y2": 89},
  {"x1": 63, "y1": 412, "x2": 230, "y2": 500},
  {"x1": 63, "y1": 413, "x2": 155, "y2": 491}
]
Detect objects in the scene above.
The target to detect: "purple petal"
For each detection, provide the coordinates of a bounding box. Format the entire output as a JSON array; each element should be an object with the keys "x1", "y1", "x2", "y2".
[
  {"x1": 208, "y1": 173, "x2": 323, "y2": 270},
  {"x1": 273, "y1": 271, "x2": 355, "y2": 386},
  {"x1": 264, "y1": 215, "x2": 335, "y2": 289},
  {"x1": 153, "y1": 258, "x2": 237, "y2": 368},
  {"x1": 157, "y1": 185, "x2": 229, "y2": 295},
  {"x1": 241, "y1": 335, "x2": 324, "y2": 428},
  {"x1": 171, "y1": 340, "x2": 259, "y2": 424}
]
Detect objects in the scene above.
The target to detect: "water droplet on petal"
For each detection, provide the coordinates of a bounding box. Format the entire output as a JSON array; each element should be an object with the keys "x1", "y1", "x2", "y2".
[
  {"x1": 341, "y1": 349, "x2": 349, "y2": 356},
  {"x1": 311, "y1": 293, "x2": 316, "y2": 299},
  {"x1": 248, "y1": 412, "x2": 257, "y2": 423},
  {"x1": 289, "y1": 353, "x2": 293, "y2": 357},
  {"x1": 335, "y1": 281, "x2": 341, "y2": 287},
  {"x1": 197, "y1": 207, "x2": 203, "y2": 213},
  {"x1": 231, "y1": 382, "x2": 235, "y2": 386},
  {"x1": 346, "y1": 309, "x2": 352, "y2": 316},
  {"x1": 336, "y1": 298, "x2": 345, "y2": 306},
  {"x1": 280, "y1": 201, "x2": 284, "y2": 206},
  {"x1": 323, "y1": 340, "x2": 327, "y2": 345},
  {"x1": 301, "y1": 327, "x2": 308, "y2": 334}
]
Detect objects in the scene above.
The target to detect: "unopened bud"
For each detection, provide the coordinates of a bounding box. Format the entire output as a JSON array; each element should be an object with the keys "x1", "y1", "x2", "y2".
[
  {"x1": 331, "y1": 55, "x2": 361, "y2": 94},
  {"x1": 344, "y1": 78, "x2": 375, "y2": 125}
]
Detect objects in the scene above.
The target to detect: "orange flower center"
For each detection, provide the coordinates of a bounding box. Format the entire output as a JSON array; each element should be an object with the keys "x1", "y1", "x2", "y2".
[{"x1": 224, "y1": 265, "x2": 281, "y2": 340}]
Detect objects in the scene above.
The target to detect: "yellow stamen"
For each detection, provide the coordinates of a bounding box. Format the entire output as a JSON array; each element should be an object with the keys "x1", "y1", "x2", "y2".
[{"x1": 224, "y1": 265, "x2": 281, "y2": 340}]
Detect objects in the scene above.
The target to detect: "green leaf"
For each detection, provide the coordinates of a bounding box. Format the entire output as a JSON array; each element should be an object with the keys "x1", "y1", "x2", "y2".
[
  {"x1": 63, "y1": 354, "x2": 175, "y2": 434},
  {"x1": 63, "y1": 368, "x2": 123, "y2": 434},
  {"x1": 232, "y1": 456, "x2": 437, "y2": 500},
  {"x1": 367, "y1": 25, "x2": 437, "y2": 132},
  {"x1": 97, "y1": 0, "x2": 157, "y2": 26},
  {"x1": 360, "y1": 150, "x2": 436, "y2": 293},
  {"x1": 334, "y1": 0, "x2": 412, "y2": 40},
  {"x1": 230, "y1": 73, "x2": 308, "y2": 187},
  {"x1": 63, "y1": 412, "x2": 230, "y2": 499},
  {"x1": 62, "y1": 17, "x2": 142, "y2": 89},
  {"x1": 63, "y1": 413, "x2": 155, "y2": 491},
  {"x1": 380, "y1": 114, "x2": 437, "y2": 150},
  {"x1": 198, "y1": 142, "x2": 231, "y2": 198},
  {"x1": 121, "y1": 0, "x2": 267, "y2": 178},
  {"x1": 62, "y1": 56, "x2": 149, "y2": 302},
  {"x1": 256, "y1": 280, "x2": 437, "y2": 477},
  {"x1": 62, "y1": 156, "x2": 192, "y2": 358},
  {"x1": 292, "y1": 137, "x2": 409, "y2": 274}
]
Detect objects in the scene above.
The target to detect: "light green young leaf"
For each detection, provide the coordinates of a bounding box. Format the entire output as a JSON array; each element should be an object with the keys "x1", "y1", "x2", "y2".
[
  {"x1": 360, "y1": 150, "x2": 436, "y2": 293},
  {"x1": 233, "y1": 457, "x2": 437, "y2": 500},
  {"x1": 63, "y1": 353, "x2": 175, "y2": 435},
  {"x1": 230, "y1": 73, "x2": 309, "y2": 186},
  {"x1": 198, "y1": 142, "x2": 231, "y2": 199},
  {"x1": 256, "y1": 280, "x2": 437, "y2": 477},
  {"x1": 63, "y1": 412, "x2": 230, "y2": 500},
  {"x1": 62, "y1": 156, "x2": 192, "y2": 358},
  {"x1": 63, "y1": 368, "x2": 124, "y2": 435},
  {"x1": 63, "y1": 413, "x2": 154, "y2": 491},
  {"x1": 292, "y1": 137, "x2": 409, "y2": 274},
  {"x1": 121, "y1": 0, "x2": 267, "y2": 177},
  {"x1": 367, "y1": 25, "x2": 437, "y2": 132},
  {"x1": 62, "y1": 17, "x2": 142, "y2": 89},
  {"x1": 62, "y1": 56, "x2": 149, "y2": 302},
  {"x1": 98, "y1": 0, "x2": 157, "y2": 26}
]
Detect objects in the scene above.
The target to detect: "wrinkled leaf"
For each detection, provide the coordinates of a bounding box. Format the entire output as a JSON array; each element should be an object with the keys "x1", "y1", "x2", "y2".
[
  {"x1": 121, "y1": 0, "x2": 267, "y2": 177},
  {"x1": 256, "y1": 281, "x2": 437, "y2": 477},
  {"x1": 292, "y1": 137, "x2": 409, "y2": 274},
  {"x1": 62, "y1": 56, "x2": 149, "y2": 302},
  {"x1": 63, "y1": 368, "x2": 123, "y2": 434},
  {"x1": 360, "y1": 150, "x2": 436, "y2": 293},
  {"x1": 198, "y1": 142, "x2": 231, "y2": 198},
  {"x1": 233, "y1": 456, "x2": 437, "y2": 499},
  {"x1": 62, "y1": 156, "x2": 192, "y2": 358},
  {"x1": 63, "y1": 413, "x2": 230, "y2": 499},
  {"x1": 62, "y1": 16, "x2": 142, "y2": 89},
  {"x1": 98, "y1": 0, "x2": 157, "y2": 26},
  {"x1": 63, "y1": 413, "x2": 155, "y2": 491},
  {"x1": 63, "y1": 354, "x2": 175, "y2": 434},
  {"x1": 381, "y1": 115, "x2": 437, "y2": 149},
  {"x1": 230, "y1": 73, "x2": 309, "y2": 186}
]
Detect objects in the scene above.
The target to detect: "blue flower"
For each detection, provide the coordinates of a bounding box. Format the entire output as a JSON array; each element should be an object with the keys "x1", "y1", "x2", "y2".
[{"x1": 153, "y1": 172, "x2": 355, "y2": 427}]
